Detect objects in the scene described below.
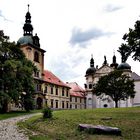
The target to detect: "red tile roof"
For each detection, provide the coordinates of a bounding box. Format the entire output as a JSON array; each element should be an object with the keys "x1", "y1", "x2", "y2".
[
  {"x1": 44, "y1": 70, "x2": 70, "y2": 88},
  {"x1": 66, "y1": 82, "x2": 85, "y2": 98}
]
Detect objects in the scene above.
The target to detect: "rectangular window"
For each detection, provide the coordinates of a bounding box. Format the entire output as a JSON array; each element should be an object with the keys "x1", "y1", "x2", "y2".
[
  {"x1": 51, "y1": 99, "x2": 53, "y2": 108},
  {"x1": 62, "y1": 88, "x2": 64, "y2": 96},
  {"x1": 51, "y1": 86, "x2": 53, "y2": 94},
  {"x1": 66, "y1": 102, "x2": 69, "y2": 108},
  {"x1": 56, "y1": 87, "x2": 58, "y2": 95},
  {"x1": 44, "y1": 86, "x2": 47, "y2": 93},
  {"x1": 62, "y1": 101, "x2": 65, "y2": 109},
  {"x1": 34, "y1": 71, "x2": 39, "y2": 77},
  {"x1": 36, "y1": 84, "x2": 41, "y2": 91},
  {"x1": 55, "y1": 100, "x2": 58, "y2": 108},
  {"x1": 75, "y1": 104, "x2": 77, "y2": 109},
  {"x1": 66, "y1": 89, "x2": 69, "y2": 97},
  {"x1": 75, "y1": 97, "x2": 77, "y2": 102},
  {"x1": 70, "y1": 97, "x2": 72, "y2": 102},
  {"x1": 80, "y1": 98, "x2": 82, "y2": 103}
]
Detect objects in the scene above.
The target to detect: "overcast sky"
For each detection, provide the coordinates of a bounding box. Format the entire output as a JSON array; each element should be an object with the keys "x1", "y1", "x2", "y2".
[{"x1": 1, "y1": 0, "x2": 140, "y2": 87}]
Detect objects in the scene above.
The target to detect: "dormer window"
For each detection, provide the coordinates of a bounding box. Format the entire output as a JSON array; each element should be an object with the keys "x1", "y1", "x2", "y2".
[{"x1": 34, "y1": 51, "x2": 39, "y2": 62}]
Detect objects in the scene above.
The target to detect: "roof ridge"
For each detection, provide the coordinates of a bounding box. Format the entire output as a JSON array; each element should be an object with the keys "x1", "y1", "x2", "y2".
[{"x1": 44, "y1": 70, "x2": 70, "y2": 88}]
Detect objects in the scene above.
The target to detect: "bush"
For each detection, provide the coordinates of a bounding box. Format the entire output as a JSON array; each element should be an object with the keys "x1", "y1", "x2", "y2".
[{"x1": 42, "y1": 106, "x2": 52, "y2": 119}]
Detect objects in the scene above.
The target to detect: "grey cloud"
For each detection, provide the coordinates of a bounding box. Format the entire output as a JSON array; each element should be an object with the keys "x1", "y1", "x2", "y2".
[
  {"x1": 69, "y1": 27, "x2": 113, "y2": 46},
  {"x1": 68, "y1": 54, "x2": 86, "y2": 68},
  {"x1": 104, "y1": 4, "x2": 123, "y2": 12},
  {"x1": 48, "y1": 51, "x2": 87, "y2": 81},
  {"x1": 50, "y1": 58, "x2": 80, "y2": 81}
]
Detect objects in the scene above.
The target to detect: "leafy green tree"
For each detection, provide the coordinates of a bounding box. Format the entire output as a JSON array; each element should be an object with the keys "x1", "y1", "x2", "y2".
[
  {"x1": 0, "y1": 30, "x2": 36, "y2": 113},
  {"x1": 94, "y1": 70, "x2": 135, "y2": 108},
  {"x1": 118, "y1": 20, "x2": 140, "y2": 62}
]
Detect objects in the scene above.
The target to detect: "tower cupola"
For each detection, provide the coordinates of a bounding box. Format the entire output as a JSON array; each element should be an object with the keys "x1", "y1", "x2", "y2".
[
  {"x1": 85, "y1": 55, "x2": 96, "y2": 76},
  {"x1": 17, "y1": 5, "x2": 40, "y2": 48},
  {"x1": 110, "y1": 53, "x2": 118, "y2": 69},
  {"x1": 23, "y1": 4, "x2": 33, "y2": 36}
]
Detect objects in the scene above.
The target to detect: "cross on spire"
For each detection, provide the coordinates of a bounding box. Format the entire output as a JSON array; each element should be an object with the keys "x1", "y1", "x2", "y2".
[
  {"x1": 113, "y1": 49, "x2": 115, "y2": 55},
  {"x1": 28, "y1": 4, "x2": 30, "y2": 12}
]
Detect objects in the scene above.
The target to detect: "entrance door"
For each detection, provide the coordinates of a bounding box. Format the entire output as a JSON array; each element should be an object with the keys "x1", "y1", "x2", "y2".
[{"x1": 37, "y1": 97, "x2": 43, "y2": 109}]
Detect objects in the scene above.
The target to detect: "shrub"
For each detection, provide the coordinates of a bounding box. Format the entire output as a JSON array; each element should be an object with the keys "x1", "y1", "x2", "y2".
[{"x1": 42, "y1": 106, "x2": 52, "y2": 119}]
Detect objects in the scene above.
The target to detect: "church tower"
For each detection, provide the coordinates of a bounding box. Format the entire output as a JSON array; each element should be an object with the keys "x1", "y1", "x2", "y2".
[
  {"x1": 18, "y1": 5, "x2": 45, "y2": 79},
  {"x1": 17, "y1": 5, "x2": 46, "y2": 108},
  {"x1": 85, "y1": 55, "x2": 97, "y2": 108}
]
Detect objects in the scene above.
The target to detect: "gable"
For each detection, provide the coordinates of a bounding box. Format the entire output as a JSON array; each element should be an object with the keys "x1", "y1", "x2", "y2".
[
  {"x1": 96, "y1": 65, "x2": 113, "y2": 74},
  {"x1": 131, "y1": 72, "x2": 140, "y2": 81}
]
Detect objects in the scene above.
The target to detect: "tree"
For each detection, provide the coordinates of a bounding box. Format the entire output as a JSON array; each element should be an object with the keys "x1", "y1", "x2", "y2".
[
  {"x1": 0, "y1": 30, "x2": 37, "y2": 113},
  {"x1": 118, "y1": 20, "x2": 140, "y2": 62},
  {"x1": 94, "y1": 70, "x2": 135, "y2": 108}
]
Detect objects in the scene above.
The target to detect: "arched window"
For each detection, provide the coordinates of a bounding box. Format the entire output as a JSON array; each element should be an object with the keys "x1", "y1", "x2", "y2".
[
  {"x1": 84, "y1": 84, "x2": 87, "y2": 89},
  {"x1": 34, "y1": 51, "x2": 39, "y2": 62},
  {"x1": 104, "y1": 104, "x2": 108, "y2": 108},
  {"x1": 89, "y1": 84, "x2": 92, "y2": 89}
]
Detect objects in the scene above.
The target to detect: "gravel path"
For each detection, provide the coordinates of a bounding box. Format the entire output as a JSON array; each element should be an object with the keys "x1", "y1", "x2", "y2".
[{"x1": 0, "y1": 113, "x2": 41, "y2": 140}]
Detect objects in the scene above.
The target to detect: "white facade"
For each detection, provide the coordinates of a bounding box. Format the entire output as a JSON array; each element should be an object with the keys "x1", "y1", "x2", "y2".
[
  {"x1": 85, "y1": 60, "x2": 140, "y2": 108},
  {"x1": 132, "y1": 80, "x2": 140, "y2": 107}
]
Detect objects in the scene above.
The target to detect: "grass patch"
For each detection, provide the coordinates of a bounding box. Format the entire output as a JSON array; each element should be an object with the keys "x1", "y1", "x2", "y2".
[
  {"x1": 0, "y1": 109, "x2": 42, "y2": 120},
  {"x1": 19, "y1": 107, "x2": 140, "y2": 140}
]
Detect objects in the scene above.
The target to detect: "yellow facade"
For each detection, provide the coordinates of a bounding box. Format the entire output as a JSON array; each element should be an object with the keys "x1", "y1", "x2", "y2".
[
  {"x1": 44, "y1": 83, "x2": 70, "y2": 109},
  {"x1": 70, "y1": 96, "x2": 85, "y2": 109},
  {"x1": 20, "y1": 45, "x2": 45, "y2": 80}
]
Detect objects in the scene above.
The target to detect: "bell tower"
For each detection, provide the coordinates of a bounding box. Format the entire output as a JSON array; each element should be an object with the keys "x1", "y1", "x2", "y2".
[
  {"x1": 17, "y1": 5, "x2": 46, "y2": 80},
  {"x1": 17, "y1": 5, "x2": 46, "y2": 109}
]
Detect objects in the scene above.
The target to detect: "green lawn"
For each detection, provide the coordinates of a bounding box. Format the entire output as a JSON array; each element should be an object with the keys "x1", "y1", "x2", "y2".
[
  {"x1": 0, "y1": 110, "x2": 42, "y2": 120},
  {"x1": 19, "y1": 107, "x2": 140, "y2": 140}
]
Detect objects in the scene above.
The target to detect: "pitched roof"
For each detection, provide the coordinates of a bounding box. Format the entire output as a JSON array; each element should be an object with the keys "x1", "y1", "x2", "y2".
[
  {"x1": 66, "y1": 82, "x2": 85, "y2": 98},
  {"x1": 131, "y1": 72, "x2": 140, "y2": 81},
  {"x1": 44, "y1": 70, "x2": 70, "y2": 88}
]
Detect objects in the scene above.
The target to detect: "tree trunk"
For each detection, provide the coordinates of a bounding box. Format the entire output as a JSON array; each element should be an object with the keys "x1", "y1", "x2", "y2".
[
  {"x1": 115, "y1": 100, "x2": 118, "y2": 108},
  {"x1": 1, "y1": 100, "x2": 9, "y2": 113}
]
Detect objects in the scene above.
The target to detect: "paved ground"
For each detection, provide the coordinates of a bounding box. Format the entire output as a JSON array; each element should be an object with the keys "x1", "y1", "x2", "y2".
[{"x1": 0, "y1": 113, "x2": 40, "y2": 140}]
